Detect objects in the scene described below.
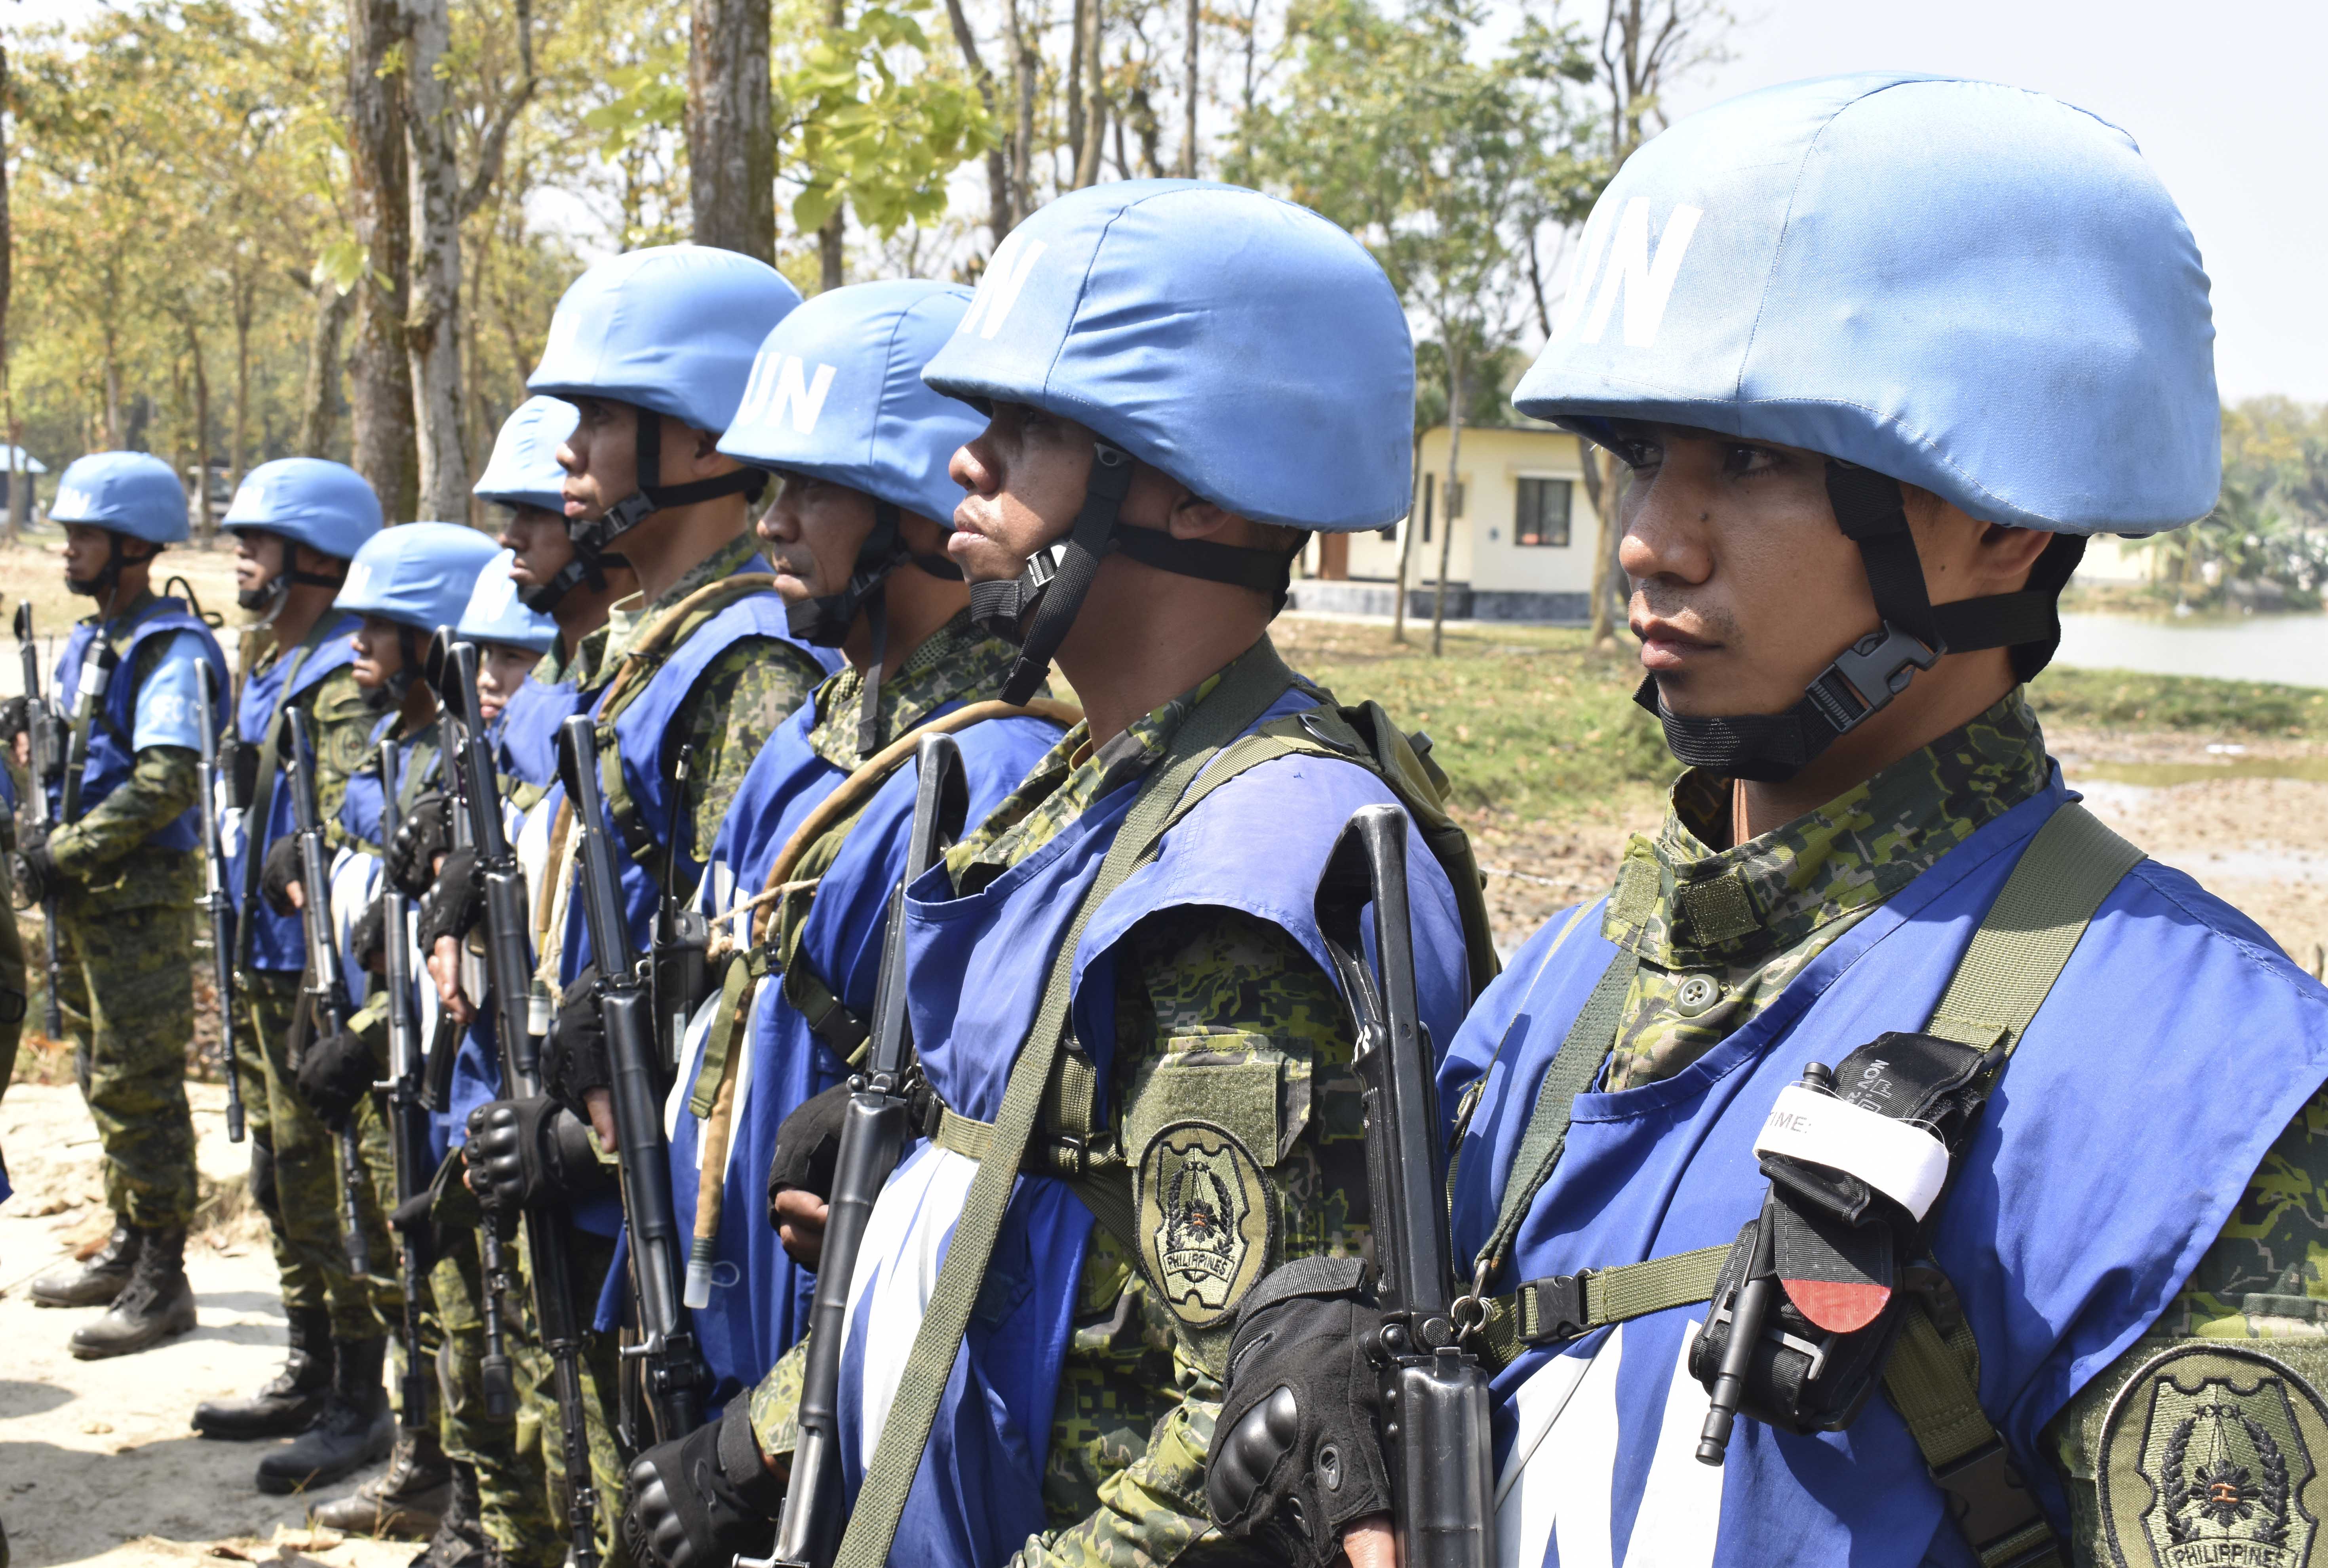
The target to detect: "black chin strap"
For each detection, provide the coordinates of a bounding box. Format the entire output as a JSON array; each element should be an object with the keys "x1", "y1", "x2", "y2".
[
  {"x1": 784, "y1": 500, "x2": 966, "y2": 759},
  {"x1": 573, "y1": 406, "x2": 767, "y2": 564},
  {"x1": 1643, "y1": 461, "x2": 2088, "y2": 784},
  {"x1": 974, "y1": 441, "x2": 1307, "y2": 708}
]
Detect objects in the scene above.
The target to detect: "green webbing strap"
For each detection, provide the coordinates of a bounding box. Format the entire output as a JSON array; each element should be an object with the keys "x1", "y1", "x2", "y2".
[
  {"x1": 1478, "y1": 1243, "x2": 1729, "y2": 1370},
  {"x1": 833, "y1": 639, "x2": 1297, "y2": 1568}
]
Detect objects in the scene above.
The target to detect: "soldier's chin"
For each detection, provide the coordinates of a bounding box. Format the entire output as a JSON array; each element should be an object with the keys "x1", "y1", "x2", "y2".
[{"x1": 65, "y1": 574, "x2": 101, "y2": 598}]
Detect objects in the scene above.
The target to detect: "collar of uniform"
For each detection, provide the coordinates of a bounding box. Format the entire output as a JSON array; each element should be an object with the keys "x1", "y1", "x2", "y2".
[
  {"x1": 92, "y1": 586, "x2": 160, "y2": 637},
  {"x1": 538, "y1": 622, "x2": 611, "y2": 693},
  {"x1": 805, "y1": 610, "x2": 1020, "y2": 771},
  {"x1": 1602, "y1": 688, "x2": 2053, "y2": 969},
  {"x1": 600, "y1": 531, "x2": 763, "y2": 669},
  {"x1": 944, "y1": 666, "x2": 1228, "y2": 893}
]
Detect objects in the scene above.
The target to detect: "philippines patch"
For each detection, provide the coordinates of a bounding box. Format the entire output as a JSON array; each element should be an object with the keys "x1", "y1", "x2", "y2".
[
  {"x1": 1135, "y1": 1120, "x2": 1274, "y2": 1328},
  {"x1": 2099, "y1": 1343, "x2": 2328, "y2": 1568}
]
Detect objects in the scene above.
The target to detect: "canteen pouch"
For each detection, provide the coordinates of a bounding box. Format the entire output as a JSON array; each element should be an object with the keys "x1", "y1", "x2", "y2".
[{"x1": 1689, "y1": 1031, "x2": 1992, "y2": 1434}]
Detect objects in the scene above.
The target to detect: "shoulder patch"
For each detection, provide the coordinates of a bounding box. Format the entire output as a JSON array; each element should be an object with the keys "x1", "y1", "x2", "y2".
[
  {"x1": 2099, "y1": 1342, "x2": 2328, "y2": 1567},
  {"x1": 1136, "y1": 1120, "x2": 1275, "y2": 1329}
]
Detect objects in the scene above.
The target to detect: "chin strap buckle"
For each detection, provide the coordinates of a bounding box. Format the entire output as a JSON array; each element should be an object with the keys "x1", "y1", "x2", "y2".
[{"x1": 1804, "y1": 621, "x2": 1942, "y2": 736}]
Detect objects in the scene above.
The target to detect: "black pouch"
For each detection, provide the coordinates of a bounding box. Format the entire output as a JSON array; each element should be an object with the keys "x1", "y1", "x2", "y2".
[
  {"x1": 221, "y1": 734, "x2": 260, "y2": 813},
  {"x1": 1689, "y1": 1033, "x2": 1991, "y2": 1435}
]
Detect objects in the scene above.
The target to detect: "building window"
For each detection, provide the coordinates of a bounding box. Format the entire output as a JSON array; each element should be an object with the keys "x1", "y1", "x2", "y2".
[{"x1": 1514, "y1": 477, "x2": 1572, "y2": 547}]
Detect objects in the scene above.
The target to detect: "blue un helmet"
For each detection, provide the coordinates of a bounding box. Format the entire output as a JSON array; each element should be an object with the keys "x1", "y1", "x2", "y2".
[
  {"x1": 456, "y1": 549, "x2": 559, "y2": 656},
  {"x1": 51, "y1": 452, "x2": 187, "y2": 598},
  {"x1": 920, "y1": 179, "x2": 1414, "y2": 704},
  {"x1": 223, "y1": 458, "x2": 386, "y2": 620},
  {"x1": 337, "y1": 521, "x2": 504, "y2": 703},
  {"x1": 1510, "y1": 73, "x2": 2220, "y2": 780},
  {"x1": 474, "y1": 396, "x2": 589, "y2": 615},
  {"x1": 527, "y1": 245, "x2": 803, "y2": 593},
  {"x1": 721, "y1": 280, "x2": 977, "y2": 747}
]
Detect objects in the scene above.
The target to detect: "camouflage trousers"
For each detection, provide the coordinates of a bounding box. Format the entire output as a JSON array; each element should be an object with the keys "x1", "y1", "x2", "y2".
[
  {"x1": 519, "y1": 1220, "x2": 631, "y2": 1568},
  {"x1": 56, "y1": 892, "x2": 197, "y2": 1229},
  {"x1": 427, "y1": 1150, "x2": 561, "y2": 1568},
  {"x1": 236, "y1": 971, "x2": 398, "y2": 1338}
]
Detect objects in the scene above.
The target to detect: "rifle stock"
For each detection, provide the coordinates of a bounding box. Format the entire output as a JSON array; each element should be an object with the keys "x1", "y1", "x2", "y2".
[
  {"x1": 431, "y1": 631, "x2": 602, "y2": 1568},
  {"x1": 557, "y1": 711, "x2": 704, "y2": 1444},
  {"x1": 193, "y1": 660, "x2": 247, "y2": 1143},
  {"x1": 283, "y1": 707, "x2": 373, "y2": 1279},
  {"x1": 15, "y1": 603, "x2": 64, "y2": 1040},
  {"x1": 1315, "y1": 805, "x2": 1494, "y2": 1568},
  {"x1": 758, "y1": 732, "x2": 966, "y2": 1568}
]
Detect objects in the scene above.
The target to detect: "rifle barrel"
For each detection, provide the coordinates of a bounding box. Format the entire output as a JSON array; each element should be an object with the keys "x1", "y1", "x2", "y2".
[{"x1": 194, "y1": 660, "x2": 246, "y2": 1143}]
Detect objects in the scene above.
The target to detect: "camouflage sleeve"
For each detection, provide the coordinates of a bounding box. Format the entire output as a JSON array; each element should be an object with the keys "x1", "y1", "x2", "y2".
[
  {"x1": 1017, "y1": 904, "x2": 1365, "y2": 1562},
  {"x1": 48, "y1": 746, "x2": 200, "y2": 873},
  {"x1": 676, "y1": 637, "x2": 823, "y2": 862},
  {"x1": 307, "y1": 669, "x2": 377, "y2": 853},
  {"x1": 2045, "y1": 1085, "x2": 2328, "y2": 1561}
]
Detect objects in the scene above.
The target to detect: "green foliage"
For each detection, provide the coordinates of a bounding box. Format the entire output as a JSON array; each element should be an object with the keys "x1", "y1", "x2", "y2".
[
  {"x1": 2026, "y1": 666, "x2": 2328, "y2": 740},
  {"x1": 582, "y1": 48, "x2": 689, "y2": 158},
  {"x1": 777, "y1": 0, "x2": 995, "y2": 242}
]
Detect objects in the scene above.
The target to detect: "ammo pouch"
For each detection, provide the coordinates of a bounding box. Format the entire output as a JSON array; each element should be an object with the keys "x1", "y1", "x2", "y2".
[{"x1": 1689, "y1": 1029, "x2": 1993, "y2": 1435}]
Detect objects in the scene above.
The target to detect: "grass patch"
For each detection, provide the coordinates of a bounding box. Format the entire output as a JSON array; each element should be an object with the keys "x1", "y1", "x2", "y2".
[{"x1": 1270, "y1": 616, "x2": 2328, "y2": 824}]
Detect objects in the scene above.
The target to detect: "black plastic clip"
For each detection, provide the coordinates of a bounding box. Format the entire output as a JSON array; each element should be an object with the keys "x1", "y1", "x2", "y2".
[
  {"x1": 1520, "y1": 1274, "x2": 1590, "y2": 1343},
  {"x1": 1807, "y1": 622, "x2": 1942, "y2": 735},
  {"x1": 1929, "y1": 1439, "x2": 2055, "y2": 1568}
]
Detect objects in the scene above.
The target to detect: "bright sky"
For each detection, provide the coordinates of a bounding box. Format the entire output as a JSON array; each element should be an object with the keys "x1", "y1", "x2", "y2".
[{"x1": 1664, "y1": 0, "x2": 2328, "y2": 403}]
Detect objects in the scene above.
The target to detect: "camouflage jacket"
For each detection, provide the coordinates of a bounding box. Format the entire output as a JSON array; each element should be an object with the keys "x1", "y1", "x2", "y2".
[
  {"x1": 1588, "y1": 688, "x2": 2328, "y2": 1560},
  {"x1": 803, "y1": 609, "x2": 1020, "y2": 771},
  {"x1": 938, "y1": 672, "x2": 1374, "y2": 1566},
  {"x1": 599, "y1": 531, "x2": 826, "y2": 864}
]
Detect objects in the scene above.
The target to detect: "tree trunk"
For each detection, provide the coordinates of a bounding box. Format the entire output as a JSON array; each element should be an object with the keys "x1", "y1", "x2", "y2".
[
  {"x1": 1392, "y1": 433, "x2": 1419, "y2": 643},
  {"x1": 1582, "y1": 445, "x2": 1628, "y2": 647},
  {"x1": 186, "y1": 315, "x2": 212, "y2": 539},
  {"x1": 1066, "y1": 0, "x2": 1087, "y2": 178},
  {"x1": 404, "y1": 0, "x2": 468, "y2": 522},
  {"x1": 348, "y1": 0, "x2": 417, "y2": 519},
  {"x1": 1179, "y1": 0, "x2": 1197, "y2": 176},
  {"x1": 230, "y1": 283, "x2": 251, "y2": 517},
  {"x1": 103, "y1": 324, "x2": 123, "y2": 450},
  {"x1": 301, "y1": 281, "x2": 356, "y2": 458},
  {"x1": 1008, "y1": 0, "x2": 1035, "y2": 213},
  {"x1": 1073, "y1": 0, "x2": 1106, "y2": 189},
  {"x1": 1, "y1": 42, "x2": 17, "y2": 542},
  {"x1": 941, "y1": 0, "x2": 1013, "y2": 242},
  {"x1": 689, "y1": 0, "x2": 775, "y2": 262},
  {"x1": 1430, "y1": 346, "x2": 1461, "y2": 657}
]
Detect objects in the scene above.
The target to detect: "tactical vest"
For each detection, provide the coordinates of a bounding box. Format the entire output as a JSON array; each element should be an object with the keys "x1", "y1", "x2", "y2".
[
  {"x1": 230, "y1": 615, "x2": 358, "y2": 972},
  {"x1": 54, "y1": 596, "x2": 228, "y2": 852}
]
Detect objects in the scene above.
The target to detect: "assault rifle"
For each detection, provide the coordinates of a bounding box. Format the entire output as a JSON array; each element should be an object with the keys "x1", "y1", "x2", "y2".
[
  {"x1": 283, "y1": 706, "x2": 374, "y2": 1278},
  {"x1": 557, "y1": 712, "x2": 704, "y2": 1444},
  {"x1": 431, "y1": 634, "x2": 603, "y2": 1568},
  {"x1": 651, "y1": 743, "x2": 709, "y2": 1075},
  {"x1": 193, "y1": 660, "x2": 248, "y2": 1142},
  {"x1": 375, "y1": 740, "x2": 436, "y2": 1434},
  {"x1": 758, "y1": 732, "x2": 965, "y2": 1568},
  {"x1": 12, "y1": 603, "x2": 64, "y2": 1039},
  {"x1": 1314, "y1": 804, "x2": 1495, "y2": 1568}
]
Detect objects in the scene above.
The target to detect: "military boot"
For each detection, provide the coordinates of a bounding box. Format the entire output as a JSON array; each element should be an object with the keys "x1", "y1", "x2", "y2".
[
  {"x1": 310, "y1": 1421, "x2": 450, "y2": 1539},
  {"x1": 29, "y1": 1220, "x2": 139, "y2": 1308},
  {"x1": 194, "y1": 1305, "x2": 335, "y2": 1439},
  {"x1": 407, "y1": 1462, "x2": 502, "y2": 1568},
  {"x1": 254, "y1": 1335, "x2": 395, "y2": 1494},
  {"x1": 68, "y1": 1227, "x2": 196, "y2": 1359}
]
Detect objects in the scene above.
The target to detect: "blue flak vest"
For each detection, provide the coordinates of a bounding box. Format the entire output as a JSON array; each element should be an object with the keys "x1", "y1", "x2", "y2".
[
  {"x1": 829, "y1": 688, "x2": 1476, "y2": 1568},
  {"x1": 559, "y1": 573, "x2": 840, "y2": 986},
  {"x1": 229, "y1": 618, "x2": 359, "y2": 971},
  {"x1": 666, "y1": 701, "x2": 1067, "y2": 1404},
  {"x1": 54, "y1": 597, "x2": 229, "y2": 852},
  {"x1": 499, "y1": 668, "x2": 581, "y2": 792},
  {"x1": 1445, "y1": 781, "x2": 2328, "y2": 1568}
]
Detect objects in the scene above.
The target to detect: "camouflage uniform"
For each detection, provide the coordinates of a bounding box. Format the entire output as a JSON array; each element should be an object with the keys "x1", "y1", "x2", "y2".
[
  {"x1": 797, "y1": 609, "x2": 1020, "y2": 770},
  {"x1": 0, "y1": 809, "x2": 28, "y2": 1099},
  {"x1": 747, "y1": 674, "x2": 1375, "y2": 1564},
  {"x1": 1495, "y1": 688, "x2": 2328, "y2": 1566},
  {"x1": 234, "y1": 655, "x2": 378, "y2": 1334},
  {"x1": 46, "y1": 592, "x2": 210, "y2": 1230}
]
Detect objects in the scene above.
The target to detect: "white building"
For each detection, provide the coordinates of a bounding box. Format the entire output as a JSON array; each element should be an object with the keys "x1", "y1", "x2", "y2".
[{"x1": 1291, "y1": 423, "x2": 1605, "y2": 622}]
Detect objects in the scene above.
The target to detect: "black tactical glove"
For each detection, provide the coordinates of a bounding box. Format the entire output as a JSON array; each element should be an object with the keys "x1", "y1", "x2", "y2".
[
  {"x1": 260, "y1": 834, "x2": 305, "y2": 917},
  {"x1": 10, "y1": 840, "x2": 59, "y2": 908},
  {"x1": 464, "y1": 1095, "x2": 610, "y2": 1214},
  {"x1": 767, "y1": 1079, "x2": 852, "y2": 1224},
  {"x1": 416, "y1": 845, "x2": 483, "y2": 953},
  {"x1": 540, "y1": 966, "x2": 611, "y2": 1117},
  {"x1": 349, "y1": 894, "x2": 389, "y2": 975},
  {"x1": 1206, "y1": 1256, "x2": 1394, "y2": 1568},
  {"x1": 296, "y1": 1028, "x2": 381, "y2": 1128},
  {"x1": 386, "y1": 789, "x2": 454, "y2": 898},
  {"x1": 620, "y1": 1412, "x2": 783, "y2": 1568}
]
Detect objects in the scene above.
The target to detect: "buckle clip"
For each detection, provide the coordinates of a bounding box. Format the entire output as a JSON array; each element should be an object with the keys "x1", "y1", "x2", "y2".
[
  {"x1": 1807, "y1": 621, "x2": 1942, "y2": 735},
  {"x1": 1929, "y1": 1439, "x2": 2053, "y2": 1566},
  {"x1": 1525, "y1": 1274, "x2": 1590, "y2": 1343}
]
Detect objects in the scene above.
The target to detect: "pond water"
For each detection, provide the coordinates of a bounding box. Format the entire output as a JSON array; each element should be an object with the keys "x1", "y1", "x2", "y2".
[{"x1": 2054, "y1": 613, "x2": 2328, "y2": 689}]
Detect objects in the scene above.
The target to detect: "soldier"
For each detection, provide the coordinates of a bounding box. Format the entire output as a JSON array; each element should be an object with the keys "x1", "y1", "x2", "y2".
[
  {"x1": 465, "y1": 243, "x2": 837, "y2": 1567},
  {"x1": 621, "y1": 180, "x2": 1496, "y2": 1568},
  {"x1": 508, "y1": 279, "x2": 1068, "y2": 1421},
  {"x1": 256, "y1": 520, "x2": 501, "y2": 1499},
  {"x1": 17, "y1": 451, "x2": 229, "y2": 1360},
  {"x1": 193, "y1": 460, "x2": 384, "y2": 1450},
  {"x1": 1202, "y1": 75, "x2": 2328, "y2": 1568}
]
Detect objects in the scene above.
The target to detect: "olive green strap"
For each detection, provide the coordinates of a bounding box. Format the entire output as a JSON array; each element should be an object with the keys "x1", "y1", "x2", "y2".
[
  {"x1": 833, "y1": 639, "x2": 1297, "y2": 1568},
  {"x1": 1478, "y1": 1243, "x2": 1730, "y2": 1370}
]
